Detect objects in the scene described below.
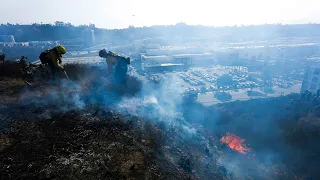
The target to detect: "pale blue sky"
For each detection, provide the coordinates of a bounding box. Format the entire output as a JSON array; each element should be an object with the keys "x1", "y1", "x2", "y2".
[{"x1": 0, "y1": 0, "x2": 319, "y2": 28}]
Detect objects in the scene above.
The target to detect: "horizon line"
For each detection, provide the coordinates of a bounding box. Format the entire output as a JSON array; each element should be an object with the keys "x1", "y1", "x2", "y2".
[{"x1": 1, "y1": 22, "x2": 320, "y2": 30}]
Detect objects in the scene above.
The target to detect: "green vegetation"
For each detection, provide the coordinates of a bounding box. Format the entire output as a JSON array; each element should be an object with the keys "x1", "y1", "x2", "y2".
[{"x1": 216, "y1": 75, "x2": 234, "y2": 89}]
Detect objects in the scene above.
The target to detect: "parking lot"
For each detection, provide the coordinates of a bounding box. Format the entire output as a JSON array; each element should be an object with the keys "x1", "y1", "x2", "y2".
[{"x1": 151, "y1": 66, "x2": 303, "y2": 105}]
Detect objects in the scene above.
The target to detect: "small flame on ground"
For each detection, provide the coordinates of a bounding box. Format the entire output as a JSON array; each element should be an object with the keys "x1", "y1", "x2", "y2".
[{"x1": 220, "y1": 133, "x2": 251, "y2": 154}]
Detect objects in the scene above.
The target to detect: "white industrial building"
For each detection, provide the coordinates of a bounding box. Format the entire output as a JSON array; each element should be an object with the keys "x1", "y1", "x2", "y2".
[
  {"x1": 172, "y1": 53, "x2": 215, "y2": 65},
  {"x1": 146, "y1": 46, "x2": 205, "y2": 56},
  {"x1": 141, "y1": 46, "x2": 216, "y2": 71},
  {"x1": 0, "y1": 35, "x2": 15, "y2": 43},
  {"x1": 141, "y1": 55, "x2": 173, "y2": 70},
  {"x1": 301, "y1": 62, "x2": 320, "y2": 92}
]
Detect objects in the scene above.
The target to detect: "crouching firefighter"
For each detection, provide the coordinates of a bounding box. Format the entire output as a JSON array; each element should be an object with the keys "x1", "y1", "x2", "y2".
[
  {"x1": 39, "y1": 45, "x2": 67, "y2": 80},
  {"x1": 99, "y1": 49, "x2": 130, "y2": 88}
]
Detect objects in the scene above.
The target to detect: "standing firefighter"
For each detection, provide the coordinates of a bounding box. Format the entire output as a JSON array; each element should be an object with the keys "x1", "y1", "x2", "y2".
[
  {"x1": 39, "y1": 45, "x2": 67, "y2": 80},
  {"x1": 99, "y1": 49, "x2": 130, "y2": 87},
  {"x1": 20, "y1": 56, "x2": 27, "y2": 67},
  {"x1": 0, "y1": 53, "x2": 5, "y2": 64}
]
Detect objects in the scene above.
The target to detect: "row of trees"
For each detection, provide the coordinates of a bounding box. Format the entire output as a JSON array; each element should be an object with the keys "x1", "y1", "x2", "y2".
[
  {"x1": 1, "y1": 22, "x2": 320, "y2": 60},
  {"x1": 1, "y1": 23, "x2": 320, "y2": 43}
]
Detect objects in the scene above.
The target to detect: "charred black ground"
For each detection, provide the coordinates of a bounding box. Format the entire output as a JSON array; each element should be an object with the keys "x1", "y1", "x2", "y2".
[{"x1": 0, "y1": 62, "x2": 319, "y2": 180}]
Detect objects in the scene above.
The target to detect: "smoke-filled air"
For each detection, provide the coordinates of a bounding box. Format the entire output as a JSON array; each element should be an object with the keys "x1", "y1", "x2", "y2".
[{"x1": 0, "y1": 1, "x2": 320, "y2": 180}]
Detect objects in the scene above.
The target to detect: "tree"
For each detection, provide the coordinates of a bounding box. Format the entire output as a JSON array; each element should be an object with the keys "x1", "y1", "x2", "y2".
[{"x1": 216, "y1": 75, "x2": 234, "y2": 89}]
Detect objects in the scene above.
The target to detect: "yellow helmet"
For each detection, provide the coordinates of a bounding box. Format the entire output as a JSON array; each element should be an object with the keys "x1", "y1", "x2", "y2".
[
  {"x1": 108, "y1": 51, "x2": 120, "y2": 57},
  {"x1": 56, "y1": 45, "x2": 66, "y2": 54}
]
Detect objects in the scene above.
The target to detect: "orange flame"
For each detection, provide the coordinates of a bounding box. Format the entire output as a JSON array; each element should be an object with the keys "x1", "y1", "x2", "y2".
[{"x1": 220, "y1": 133, "x2": 251, "y2": 154}]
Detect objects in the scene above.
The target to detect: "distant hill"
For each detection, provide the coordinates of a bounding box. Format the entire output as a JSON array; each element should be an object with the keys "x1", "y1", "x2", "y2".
[
  {"x1": 1, "y1": 23, "x2": 320, "y2": 44},
  {"x1": 1, "y1": 23, "x2": 320, "y2": 61}
]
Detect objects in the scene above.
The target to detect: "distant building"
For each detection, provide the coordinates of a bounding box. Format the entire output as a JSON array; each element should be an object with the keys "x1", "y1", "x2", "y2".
[
  {"x1": 301, "y1": 65, "x2": 320, "y2": 92},
  {"x1": 28, "y1": 41, "x2": 59, "y2": 48},
  {"x1": 145, "y1": 46, "x2": 204, "y2": 56},
  {"x1": 0, "y1": 35, "x2": 15, "y2": 43},
  {"x1": 141, "y1": 45, "x2": 216, "y2": 71},
  {"x1": 82, "y1": 29, "x2": 96, "y2": 46},
  {"x1": 0, "y1": 42, "x2": 12, "y2": 47},
  {"x1": 59, "y1": 38, "x2": 84, "y2": 50},
  {"x1": 172, "y1": 53, "x2": 215, "y2": 66},
  {"x1": 14, "y1": 42, "x2": 29, "y2": 47}
]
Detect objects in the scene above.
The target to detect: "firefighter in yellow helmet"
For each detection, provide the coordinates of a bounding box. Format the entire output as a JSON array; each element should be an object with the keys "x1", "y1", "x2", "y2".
[
  {"x1": 39, "y1": 45, "x2": 66, "y2": 80},
  {"x1": 99, "y1": 49, "x2": 130, "y2": 87}
]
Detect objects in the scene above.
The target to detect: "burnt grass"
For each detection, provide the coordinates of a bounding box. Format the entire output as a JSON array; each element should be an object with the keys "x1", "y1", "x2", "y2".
[
  {"x1": 0, "y1": 61, "x2": 25, "y2": 78},
  {"x1": 1, "y1": 62, "x2": 320, "y2": 179},
  {"x1": 0, "y1": 63, "x2": 224, "y2": 180},
  {"x1": 0, "y1": 106, "x2": 183, "y2": 180},
  {"x1": 0, "y1": 103, "x2": 227, "y2": 180}
]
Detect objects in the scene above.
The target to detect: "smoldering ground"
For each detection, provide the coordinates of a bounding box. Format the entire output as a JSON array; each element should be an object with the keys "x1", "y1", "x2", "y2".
[
  {"x1": 0, "y1": 64, "x2": 222, "y2": 179},
  {"x1": 0, "y1": 64, "x2": 318, "y2": 179}
]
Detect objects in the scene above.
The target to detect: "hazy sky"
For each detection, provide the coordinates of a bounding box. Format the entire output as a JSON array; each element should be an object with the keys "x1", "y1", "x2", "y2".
[{"x1": 0, "y1": 0, "x2": 319, "y2": 29}]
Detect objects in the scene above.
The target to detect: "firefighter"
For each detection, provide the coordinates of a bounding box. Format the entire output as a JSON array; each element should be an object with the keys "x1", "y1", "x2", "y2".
[
  {"x1": 20, "y1": 56, "x2": 27, "y2": 67},
  {"x1": 39, "y1": 45, "x2": 66, "y2": 80},
  {"x1": 0, "y1": 53, "x2": 5, "y2": 64},
  {"x1": 99, "y1": 49, "x2": 130, "y2": 87}
]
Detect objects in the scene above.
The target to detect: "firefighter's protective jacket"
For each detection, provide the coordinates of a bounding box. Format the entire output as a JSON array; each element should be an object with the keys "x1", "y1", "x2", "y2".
[{"x1": 48, "y1": 47, "x2": 63, "y2": 70}]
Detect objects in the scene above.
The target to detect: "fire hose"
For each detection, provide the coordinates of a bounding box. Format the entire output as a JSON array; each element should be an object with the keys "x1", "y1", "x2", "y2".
[{"x1": 63, "y1": 70, "x2": 70, "y2": 81}]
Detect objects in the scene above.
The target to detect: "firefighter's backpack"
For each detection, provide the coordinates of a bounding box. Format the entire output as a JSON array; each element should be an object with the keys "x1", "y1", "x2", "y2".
[{"x1": 39, "y1": 50, "x2": 50, "y2": 64}]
